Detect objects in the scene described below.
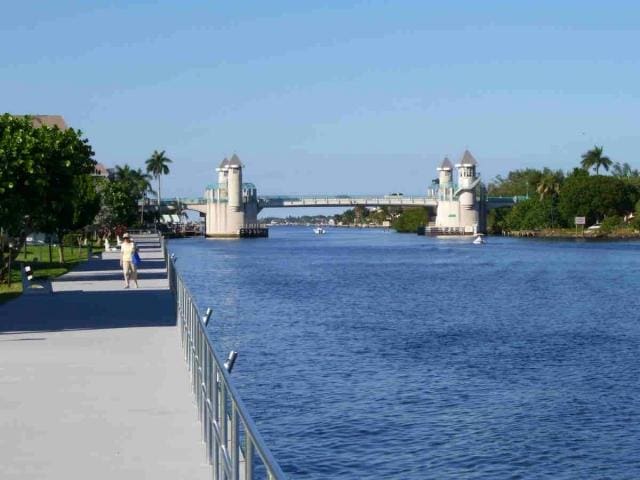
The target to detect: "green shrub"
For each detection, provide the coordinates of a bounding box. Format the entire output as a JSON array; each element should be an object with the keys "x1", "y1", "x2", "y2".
[
  {"x1": 599, "y1": 215, "x2": 623, "y2": 234},
  {"x1": 392, "y1": 207, "x2": 428, "y2": 233}
]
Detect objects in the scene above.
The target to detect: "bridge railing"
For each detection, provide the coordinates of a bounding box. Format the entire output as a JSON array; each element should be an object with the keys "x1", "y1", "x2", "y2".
[
  {"x1": 168, "y1": 255, "x2": 287, "y2": 480},
  {"x1": 258, "y1": 195, "x2": 438, "y2": 206},
  {"x1": 487, "y1": 195, "x2": 528, "y2": 203},
  {"x1": 259, "y1": 194, "x2": 433, "y2": 200},
  {"x1": 161, "y1": 197, "x2": 207, "y2": 205}
]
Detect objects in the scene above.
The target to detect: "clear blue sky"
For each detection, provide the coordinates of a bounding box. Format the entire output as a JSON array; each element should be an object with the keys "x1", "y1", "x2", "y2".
[{"x1": 2, "y1": 0, "x2": 639, "y2": 200}]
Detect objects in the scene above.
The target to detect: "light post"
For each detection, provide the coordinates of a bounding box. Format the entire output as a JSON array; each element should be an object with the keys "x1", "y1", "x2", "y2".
[
  {"x1": 7, "y1": 241, "x2": 14, "y2": 287},
  {"x1": 140, "y1": 193, "x2": 145, "y2": 226}
]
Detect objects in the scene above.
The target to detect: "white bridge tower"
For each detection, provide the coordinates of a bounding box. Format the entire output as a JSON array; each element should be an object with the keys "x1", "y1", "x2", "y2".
[
  {"x1": 205, "y1": 154, "x2": 264, "y2": 237},
  {"x1": 434, "y1": 150, "x2": 482, "y2": 234}
]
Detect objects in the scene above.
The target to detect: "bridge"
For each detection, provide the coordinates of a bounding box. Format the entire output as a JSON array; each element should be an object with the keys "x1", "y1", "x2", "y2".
[
  {"x1": 160, "y1": 151, "x2": 527, "y2": 237},
  {"x1": 161, "y1": 194, "x2": 525, "y2": 214}
]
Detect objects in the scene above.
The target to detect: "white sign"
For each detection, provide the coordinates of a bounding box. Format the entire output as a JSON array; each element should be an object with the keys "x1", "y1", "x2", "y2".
[{"x1": 575, "y1": 216, "x2": 586, "y2": 225}]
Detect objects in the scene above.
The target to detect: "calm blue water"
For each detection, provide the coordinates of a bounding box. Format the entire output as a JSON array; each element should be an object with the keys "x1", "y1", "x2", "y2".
[{"x1": 170, "y1": 228, "x2": 640, "y2": 479}]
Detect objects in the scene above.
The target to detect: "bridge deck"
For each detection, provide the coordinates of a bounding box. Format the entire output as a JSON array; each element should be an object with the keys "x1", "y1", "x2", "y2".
[
  {"x1": 0, "y1": 235, "x2": 209, "y2": 480},
  {"x1": 259, "y1": 196, "x2": 438, "y2": 208},
  {"x1": 175, "y1": 195, "x2": 521, "y2": 210}
]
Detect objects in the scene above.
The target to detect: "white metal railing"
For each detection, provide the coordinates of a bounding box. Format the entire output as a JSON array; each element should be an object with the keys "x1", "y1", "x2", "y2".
[
  {"x1": 258, "y1": 195, "x2": 438, "y2": 208},
  {"x1": 167, "y1": 251, "x2": 286, "y2": 480}
]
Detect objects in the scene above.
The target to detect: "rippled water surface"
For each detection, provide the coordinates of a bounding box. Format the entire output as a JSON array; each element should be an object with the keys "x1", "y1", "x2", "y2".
[{"x1": 170, "y1": 228, "x2": 640, "y2": 479}]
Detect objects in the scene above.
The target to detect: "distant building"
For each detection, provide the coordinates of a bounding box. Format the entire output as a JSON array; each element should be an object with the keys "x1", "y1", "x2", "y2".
[
  {"x1": 14, "y1": 114, "x2": 69, "y2": 130},
  {"x1": 92, "y1": 163, "x2": 110, "y2": 178}
]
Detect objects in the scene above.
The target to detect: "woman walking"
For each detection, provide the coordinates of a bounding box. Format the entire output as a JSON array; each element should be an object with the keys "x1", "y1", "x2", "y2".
[{"x1": 120, "y1": 233, "x2": 139, "y2": 288}]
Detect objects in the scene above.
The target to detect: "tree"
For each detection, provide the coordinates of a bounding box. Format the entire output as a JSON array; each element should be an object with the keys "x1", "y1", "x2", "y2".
[
  {"x1": 34, "y1": 129, "x2": 97, "y2": 262},
  {"x1": 488, "y1": 168, "x2": 564, "y2": 198},
  {"x1": 536, "y1": 175, "x2": 561, "y2": 201},
  {"x1": 0, "y1": 115, "x2": 43, "y2": 236},
  {"x1": 392, "y1": 207, "x2": 428, "y2": 233},
  {"x1": 0, "y1": 114, "x2": 42, "y2": 279},
  {"x1": 0, "y1": 114, "x2": 98, "y2": 271},
  {"x1": 98, "y1": 165, "x2": 154, "y2": 229},
  {"x1": 139, "y1": 172, "x2": 154, "y2": 224},
  {"x1": 580, "y1": 145, "x2": 612, "y2": 175},
  {"x1": 558, "y1": 171, "x2": 636, "y2": 225},
  {"x1": 145, "y1": 150, "x2": 172, "y2": 220},
  {"x1": 10, "y1": 118, "x2": 97, "y2": 262},
  {"x1": 487, "y1": 207, "x2": 510, "y2": 234},
  {"x1": 114, "y1": 165, "x2": 154, "y2": 225},
  {"x1": 611, "y1": 162, "x2": 640, "y2": 179},
  {"x1": 537, "y1": 173, "x2": 562, "y2": 227},
  {"x1": 504, "y1": 198, "x2": 555, "y2": 231}
]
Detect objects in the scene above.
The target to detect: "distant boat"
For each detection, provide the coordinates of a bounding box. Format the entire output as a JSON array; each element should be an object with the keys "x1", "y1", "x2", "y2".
[
  {"x1": 473, "y1": 235, "x2": 485, "y2": 245},
  {"x1": 313, "y1": 227, "x2": 326, "y2": 235}
]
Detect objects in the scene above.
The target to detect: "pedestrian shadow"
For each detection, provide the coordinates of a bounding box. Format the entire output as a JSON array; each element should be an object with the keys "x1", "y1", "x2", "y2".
[{"x1": 0, "y1": 289, "x2": 176, "y2": 333}]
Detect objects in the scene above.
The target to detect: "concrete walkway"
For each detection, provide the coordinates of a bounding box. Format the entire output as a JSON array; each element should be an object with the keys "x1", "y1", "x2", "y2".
[{"x1": 0, "y1": 235, "x2": 210, "y2": 479}]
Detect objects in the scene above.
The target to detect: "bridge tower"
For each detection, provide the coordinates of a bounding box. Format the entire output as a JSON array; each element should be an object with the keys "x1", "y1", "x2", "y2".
[
  {"x1": 434, "y1": 157, "x2": 458, "y2": 229},
  {"x1": 205, "y1": 155, "x2": 264, "y2": 237},
  {"x1": 455, "y1": 150, "x2": 480, "y2": 233},
  {"x1": 433, "y1": 151, "x2": 482, "y2": 234},
  {"x1": 437, "y1": 157, "x2": 453, "y2": 200},
  {"x1": 226, "y1": 154, "x2": 245, "y2": 234},
  {"x1": 214, "y1": 158, "x2": 229, "y2": 233},
  {"x1": 227, "y1": 154, "x2": 243, "y2": 212}
]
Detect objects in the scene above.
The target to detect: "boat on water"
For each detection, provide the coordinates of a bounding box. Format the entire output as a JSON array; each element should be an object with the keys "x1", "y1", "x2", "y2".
[
  {"x1": 313, "y1": 227, "x2": 326, "y2": 235},
  {"x1": 473, "y1": 235, "x2": 485, "y2": 245}
]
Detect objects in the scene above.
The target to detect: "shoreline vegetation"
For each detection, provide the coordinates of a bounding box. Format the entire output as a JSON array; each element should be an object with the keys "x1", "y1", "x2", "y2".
[{"x1": 503, "y1": 227, "x2": 640, "y2": 239}]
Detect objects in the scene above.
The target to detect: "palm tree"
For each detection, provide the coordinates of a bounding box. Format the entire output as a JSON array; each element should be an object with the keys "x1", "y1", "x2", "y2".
[
  {"x1": 536, "y1": 175, "x2": 560, "y2": 201},
  {"x1": 115, "y1": 166, "x2": 153, "y2": 196},
  {"x1": 114, "y1": 166, "x2": 154, "y2": 225},
  {"x1": 145, "y1": 150, "x2": 172, "y2": 220},
  {"x1": 136, "y1": 171, "x2": 154, "y2": 225},
  {"x1": 537, "y1": 174, "x2": 561, "y2": 227},
  {"x1": 581, "y1": 146, "x2": 612, "y2": 175},
  {"x1": 611, "y1": 161, "x2": 639, "y2": 179}
]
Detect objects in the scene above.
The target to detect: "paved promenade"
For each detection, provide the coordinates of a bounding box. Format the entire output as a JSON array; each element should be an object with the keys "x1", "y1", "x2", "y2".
[{"x1": 0, "y1": 236, "x2": 210, "y2": 479}]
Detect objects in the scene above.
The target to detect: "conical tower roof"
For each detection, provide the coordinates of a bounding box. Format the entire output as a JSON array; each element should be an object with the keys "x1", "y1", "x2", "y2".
[
  {"x1": 218, "y1": 157, "x2": 229, "y2": 169},
  {"x1": 459, "y1": 150, "x2": 477, "y2": 166},
  {"x1": 438, "y1": 157, "x2": 453, "y2": 170},
  {"x1": 228, "y1": 154, "x2": 242, "y2": 168}
]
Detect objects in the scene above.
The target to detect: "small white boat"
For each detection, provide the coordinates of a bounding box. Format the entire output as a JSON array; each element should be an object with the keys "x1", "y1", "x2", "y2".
[
  {"x1": 313, "y1": 227, "x2": 326, "y2": 235},
  {"x1": 472, "y1": 235, "x2": 485, "y2": 245}
]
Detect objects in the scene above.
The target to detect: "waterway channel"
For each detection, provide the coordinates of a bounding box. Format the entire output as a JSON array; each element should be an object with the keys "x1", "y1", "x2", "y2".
[{"x1": 169, "y1": 227, "x2": 640, "y2": 479}]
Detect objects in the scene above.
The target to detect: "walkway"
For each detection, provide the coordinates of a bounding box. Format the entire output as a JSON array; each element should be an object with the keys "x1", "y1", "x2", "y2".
[{"x1": 0, "y1": 235, "x2": 210, "y2": 480}]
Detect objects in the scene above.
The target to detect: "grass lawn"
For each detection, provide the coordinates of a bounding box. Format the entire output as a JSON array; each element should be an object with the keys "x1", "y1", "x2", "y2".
[{"x1": 0, "y1": 243, "x2": 97, "y2": 305}]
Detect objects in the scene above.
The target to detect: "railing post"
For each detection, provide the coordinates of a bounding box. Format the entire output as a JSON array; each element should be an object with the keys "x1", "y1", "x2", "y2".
[
  {"x1": 231, "y1": 405, "x2": 240, "y2": 480},
  {"x1": 212, "y1": 363, "x2": 220, "y2": 474},
  {"x1": 245, "y1": 434, "x2": 254, "y2": 480}
]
